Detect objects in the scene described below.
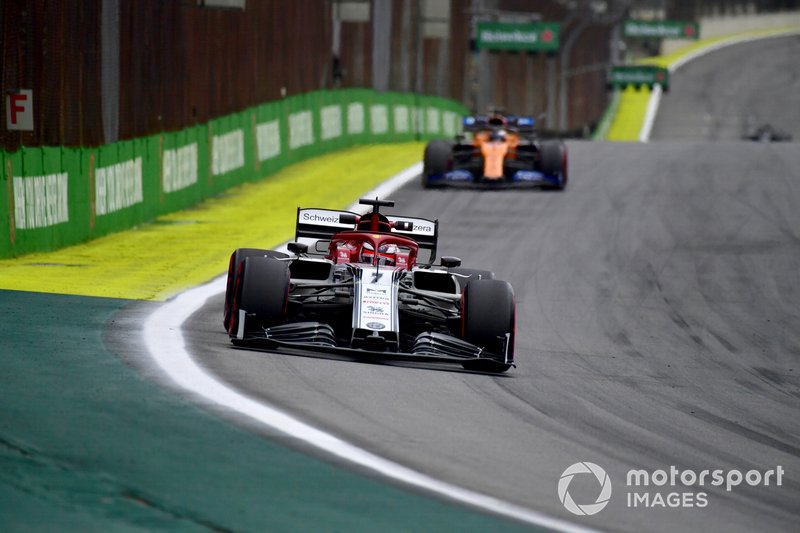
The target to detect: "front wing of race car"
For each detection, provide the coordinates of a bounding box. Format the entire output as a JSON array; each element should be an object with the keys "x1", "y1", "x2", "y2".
[
  {"x1": 232, "y1": 321, "x2": 514, "y2": 372},
  {"x1": 424, "y1": 168, "x2": 564, "y2": 189}
]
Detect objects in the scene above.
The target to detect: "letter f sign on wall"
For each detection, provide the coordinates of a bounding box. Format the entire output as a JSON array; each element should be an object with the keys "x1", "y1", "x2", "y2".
[{"x1": 6, "y1": 90, "x2": 34, "y2": 131}]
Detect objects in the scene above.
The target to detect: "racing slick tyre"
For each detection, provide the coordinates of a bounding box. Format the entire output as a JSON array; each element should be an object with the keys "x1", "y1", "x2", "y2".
[
  {"x1": 228, "y1": 256, "x2": 290, "y2": 337},
  {"x1": 225, "y1": 250, "x2": 288, "y2": 333},
  {"x1": 225, "y1": 248, "x2": 268, "y2": 330},
  {"x1": 461, "y1": 279, "x2": 515, "y2": 373},
  {"x1": 422, "y1": 139, "x2": 452, "y2": 188},
  {"x1": 449, "y1": 267, "x2": 495, "y2": 291},
  {"x1": 540, "y1": 140, "x2": 568, "y2": 190}
]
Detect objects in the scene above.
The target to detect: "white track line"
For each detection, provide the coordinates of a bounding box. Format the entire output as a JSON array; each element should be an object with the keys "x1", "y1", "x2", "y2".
[
  {"x1": 639, "y1": 28, "x2": 800, "y2": 142},
  {"x1": 639, "y1": 84, "x2": 662, "y2": 143},
  {"x1": 142, "y1": 161, "x2": 597, "y2": 532}
]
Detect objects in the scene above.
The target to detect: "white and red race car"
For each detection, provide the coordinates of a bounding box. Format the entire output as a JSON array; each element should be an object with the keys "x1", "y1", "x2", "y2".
[{"x1": 223, "y1": 198, "x2": 516, "y2": 373}]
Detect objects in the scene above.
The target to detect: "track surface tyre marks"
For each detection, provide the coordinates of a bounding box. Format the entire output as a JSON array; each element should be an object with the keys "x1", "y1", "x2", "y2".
[
  {"x1": 651, "y1": 35, "x2": 800, "y2": 141},
  {"x1": 188, "y1": 140, "x2": 800, "y2": 532}
]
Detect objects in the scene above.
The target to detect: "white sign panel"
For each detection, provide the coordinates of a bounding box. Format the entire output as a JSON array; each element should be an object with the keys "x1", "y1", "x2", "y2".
[
  {"x1": 347, "y1": 103, "x2": 365, "y2": 134},
  {"x1": 370, "y1": 105, "x2": 388, "y2": 134},
  {"x1": 289, "y1": 111, "x2": 314, "y2": 149},
  {"x1": 393, "y1": 106, "x2": 409, "y2": 133},
  {"x1": 13, "y1": 173, "x2": 69, "y2": 229},
  {"x1": 95, "y1": 157, "x2": 144, "y2": 215},
  {"x1": 163, "y1": 143, "x2": 199, "y2": 193},
  {"x1": 320, "y1": 105, "x2": 342, "y2": 140},
  {"x1": 256, "y1": 119, "x2": 281, "y2": 161},
  {"x1": 426, "y1": 107, "x2": 440, "y2": 134},
  {"x1": 6, "y1": 90, "x2": 34, "y2": 131},
  {"x1": 212, "y1": 129, "x2": 245, "y2": 175}
]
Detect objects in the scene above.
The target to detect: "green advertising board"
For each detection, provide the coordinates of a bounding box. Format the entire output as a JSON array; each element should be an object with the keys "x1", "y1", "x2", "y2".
[
  {"x1": 623, "y1": 19, "x2": 699, "y2": 40},
  {"x1": 0, "y1": 89, "x2": 467, "y2": 258},
  {"x1": 608, "y1": 65, "x2": 670, "y2": 91},
  {"x1": 476, "y1": 22, "x2": 560, "y2": 51}
]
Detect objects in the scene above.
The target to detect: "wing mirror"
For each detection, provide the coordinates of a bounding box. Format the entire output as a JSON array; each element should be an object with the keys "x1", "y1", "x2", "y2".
[
  {"x1": 287, "y1": 242, "x2": 308, "y2": 256},
  {"x1": 440, "y1": 256, "x2": 461, "y2": 268}
]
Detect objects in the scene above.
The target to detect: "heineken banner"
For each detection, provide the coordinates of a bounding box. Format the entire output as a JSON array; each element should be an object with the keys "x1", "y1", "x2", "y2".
[
  {"x1": 476, "y1": 22, "x2": 560, "y2": 52},
  {"x1": 608, "y1": 65, "x2": 670, "y2": 91},
  {"x1": 623, "y1": 19, "x2": 699, "y2": 40}
]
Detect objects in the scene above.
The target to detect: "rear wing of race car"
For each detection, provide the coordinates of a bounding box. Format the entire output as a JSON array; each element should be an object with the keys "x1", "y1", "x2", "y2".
[
  {"x1": 463, "y1": 115, "x2": 536, "y2": 133},
  {"x1": 294, "y1": 207, "x2": 439, "y2": 262}
]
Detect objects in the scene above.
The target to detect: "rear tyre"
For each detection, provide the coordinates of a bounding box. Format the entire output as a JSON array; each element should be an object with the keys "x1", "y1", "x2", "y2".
[
  {"x1": 449, "y1": 267, "x2": 495, "y2": 291},
  {"x1": 540, "y1": 140, "x2": 568, "y2": 190},
  {"x1": 461, "y1": 279, "x2": 515, "y2": 373},
  {"x1": 228, "y1": 256, "x2": 290, "y2": 337},
  {"x1": 224, "y1": 249, "x2": 288, "y2": 332},
  {"x1": 422, "y1": 139, "x2": 452, "y2": 188}
]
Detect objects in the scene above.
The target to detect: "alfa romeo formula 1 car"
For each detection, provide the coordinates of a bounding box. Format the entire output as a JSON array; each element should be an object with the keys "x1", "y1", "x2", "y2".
[
  {"x1": 223, "y1": 198, "x2": 515, "y2": 373},
  {"x1": 422, "y1": 113, "x2": 568, "y2": 189}
]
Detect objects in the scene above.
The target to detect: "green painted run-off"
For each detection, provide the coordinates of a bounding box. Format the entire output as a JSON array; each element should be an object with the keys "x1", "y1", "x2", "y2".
[{"x1": 0, "y1": 290, "x2": 537, "y2": 532}]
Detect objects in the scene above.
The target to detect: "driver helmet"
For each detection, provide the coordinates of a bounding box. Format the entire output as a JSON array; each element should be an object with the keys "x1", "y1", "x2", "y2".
[
  {"x1": 360, "y1": 242, "x2": 397, "y2": 265},
  {"x1": 488, "y1": 114, "x2": 507, "y2": 127}
]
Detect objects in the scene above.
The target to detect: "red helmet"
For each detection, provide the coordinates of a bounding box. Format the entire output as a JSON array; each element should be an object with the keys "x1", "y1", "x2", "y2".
[{"x1": 360, "y1": 242, "x2": 397, "y2": 266}]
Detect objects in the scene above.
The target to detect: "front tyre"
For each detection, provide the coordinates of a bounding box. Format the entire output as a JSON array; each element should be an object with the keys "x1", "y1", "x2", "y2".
[
  {"x1": 461, "y1": 279, "x2": 515, "y2": 372},
  {"x1": 540, "y1": 140, "x2": 568, "y2": 190},
  {"x1": 228, "y1": 256, "x2": 290, "y2": 338},
  {"x1": 224, "y1": 248, "x2": 288, "y2": 330},
  {"x1": 422, "y1": 139, "x2": 453, "y2": 188}
]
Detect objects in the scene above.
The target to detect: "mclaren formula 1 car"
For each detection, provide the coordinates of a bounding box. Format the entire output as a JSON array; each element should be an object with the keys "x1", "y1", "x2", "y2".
[
  {"x1": 223, "y1": 198, "x2": 515, "y2": 373},
  {"x1": 422, "y1": 113, "x2": 568, "y2": 189}
]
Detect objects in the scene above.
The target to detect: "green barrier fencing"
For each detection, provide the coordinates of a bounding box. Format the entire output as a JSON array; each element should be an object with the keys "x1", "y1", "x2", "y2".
[{"x1": 1, "y1": 89, "x2": 466, "y2": 258}]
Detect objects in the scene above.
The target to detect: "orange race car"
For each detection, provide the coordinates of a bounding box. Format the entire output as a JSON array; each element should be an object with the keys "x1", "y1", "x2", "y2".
[{"x1": 422, "y1": 113, "x2": 568, "y2": 189}]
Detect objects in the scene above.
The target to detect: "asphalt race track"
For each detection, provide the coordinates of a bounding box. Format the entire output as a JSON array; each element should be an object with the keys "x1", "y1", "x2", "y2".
[
  {"x1": 651, "y1": 34, "x2": 800, "y2": 141},
  {"x1": 177, "y1": 37, "x2": 800, "y2": 531}
]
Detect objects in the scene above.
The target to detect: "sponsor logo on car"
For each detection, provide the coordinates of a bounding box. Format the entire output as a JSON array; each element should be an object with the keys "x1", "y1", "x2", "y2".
[
  {"x1": 512, "y1": 170, "x2": 544, "y2": 182},
  {"x1": 445, "y1": 170, "x2": 473, "y2": 181},
  {"x1": 366, "y1": 287, "x2": 388, "y2": 295},
  {"x1": 302, "y1": 212, "x2": 341, "y2": 224}
]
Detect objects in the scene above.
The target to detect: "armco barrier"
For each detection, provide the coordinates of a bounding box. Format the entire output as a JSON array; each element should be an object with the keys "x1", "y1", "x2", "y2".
[{"x1": 1, "y1": 89, "x2": 466, "y2": 258}]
